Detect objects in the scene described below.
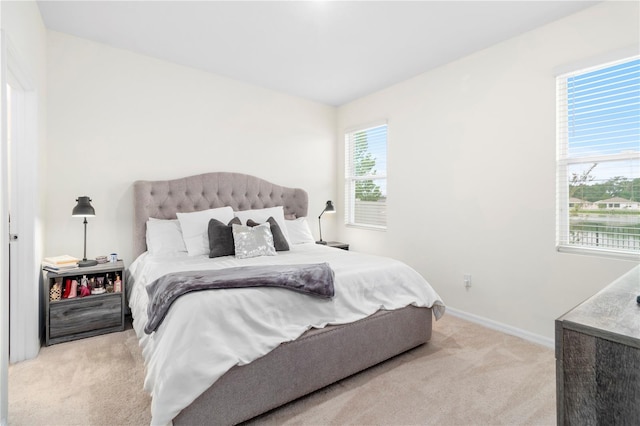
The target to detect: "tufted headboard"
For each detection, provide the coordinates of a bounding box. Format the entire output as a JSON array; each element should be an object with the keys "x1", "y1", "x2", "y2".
[{"x1": 133, "y1": 172, "x2": 308, "y2": 258}]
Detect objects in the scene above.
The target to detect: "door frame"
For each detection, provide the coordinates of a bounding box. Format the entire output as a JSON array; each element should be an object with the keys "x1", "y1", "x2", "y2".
[
  {"x1": 0, "y1": 29, "x2": 8, "y2": 426},
  {"x1": 1, "y1": 29, "x2": 40, "y2": 375}
]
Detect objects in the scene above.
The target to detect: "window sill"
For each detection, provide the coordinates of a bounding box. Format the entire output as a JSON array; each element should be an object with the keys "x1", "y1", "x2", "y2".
[{"x1": 557, "y1": 245, "x2": 640, "y2": 261}]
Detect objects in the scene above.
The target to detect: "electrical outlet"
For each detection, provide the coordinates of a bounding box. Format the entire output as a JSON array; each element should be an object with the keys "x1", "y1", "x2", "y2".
[{"x1": 464, "y1": 273, "x2": 472, "y2": 288}]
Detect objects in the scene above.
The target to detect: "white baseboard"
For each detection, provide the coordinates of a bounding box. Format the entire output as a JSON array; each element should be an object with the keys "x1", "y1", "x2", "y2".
[{"x1": 444, "y1": 307, "x2": 555, "y2": 349}]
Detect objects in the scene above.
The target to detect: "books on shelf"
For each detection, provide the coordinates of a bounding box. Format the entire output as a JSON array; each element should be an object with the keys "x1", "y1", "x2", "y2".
[
  {"x1": 42, "y1": 255, "x2": 80, "y2": 272},
  {"x1": 43, "y1": 265, "x2": 79, "y2": 273},
  {"x1": 43, "y1": 264, "x2": 79, "y2": 272},
  {"x1": 44, "y1": 255, "x2": 80, "y2": 265}
]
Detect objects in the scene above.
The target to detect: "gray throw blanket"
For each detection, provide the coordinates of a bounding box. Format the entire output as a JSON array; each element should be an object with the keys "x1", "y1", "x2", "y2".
[{"x1": 145, "y1": 263, "x2": 335, "y2": 334}]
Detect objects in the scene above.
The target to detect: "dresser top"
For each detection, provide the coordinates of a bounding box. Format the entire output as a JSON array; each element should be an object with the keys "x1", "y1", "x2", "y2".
[{"x1": 558, "y1": 265, "x2": 640, "y2": 348}]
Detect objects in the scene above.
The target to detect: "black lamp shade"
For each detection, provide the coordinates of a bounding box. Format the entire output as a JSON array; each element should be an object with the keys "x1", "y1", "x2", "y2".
[
  {"x1": 324, "y1": 200, "x2": 335, "y2": 213},
  {"x1": 72, "y1": 196, "x2": 95, "y2": 217}
]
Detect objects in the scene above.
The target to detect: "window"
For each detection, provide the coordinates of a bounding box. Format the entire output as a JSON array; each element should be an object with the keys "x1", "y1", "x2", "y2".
[
  {"x1": 557, "y1": 57, "x2": 640, "y2": 257},
  {"x1": 345, "y1": 123, "x2": 387, "y2": 229}
]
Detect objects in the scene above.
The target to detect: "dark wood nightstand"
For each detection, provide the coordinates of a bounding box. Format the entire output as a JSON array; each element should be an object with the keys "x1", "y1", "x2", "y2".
[
  {"x1": 44, "y1": 260, "x2": 126, "y2": 346},
  {"x1": 322, "y1": 241, "x2": 349, "y2": 251}
]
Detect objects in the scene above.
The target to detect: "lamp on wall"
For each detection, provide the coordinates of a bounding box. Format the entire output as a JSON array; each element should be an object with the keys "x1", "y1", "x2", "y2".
[
  {"x1": 72, "y1": 196, "x2": 97, "y2": 267},
  {"x1": 317, "y1": 200, "x2": 335, "y2": 245}
]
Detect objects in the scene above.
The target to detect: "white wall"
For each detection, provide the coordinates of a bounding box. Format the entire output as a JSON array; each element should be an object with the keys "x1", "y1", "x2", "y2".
[
  {"x1": 46, "y1": 31, "x2": 336, "y2": 264},
  {"x1": 337, "y1": 1, "x2": 640, "y2": 341}
]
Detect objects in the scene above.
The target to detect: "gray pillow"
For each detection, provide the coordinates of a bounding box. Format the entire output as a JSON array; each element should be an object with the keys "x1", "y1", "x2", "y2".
[
  {"x1": 246, "y1": 217, "x2": 290, "y2": 252},
  {"x1": 208, "y1": 217, "x2": 241, "y2": 258}
]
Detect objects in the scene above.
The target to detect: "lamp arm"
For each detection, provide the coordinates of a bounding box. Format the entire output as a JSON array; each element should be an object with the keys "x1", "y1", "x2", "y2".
[
  {"x1": 318, "y1": 209, "x2": 327, "y2": 242},
  {"x1": 318, "y1": 207, "x2": 327, "y2": 220},
  {"x1": 317, "y1": 202, "x2": 334, "y2": 244}
]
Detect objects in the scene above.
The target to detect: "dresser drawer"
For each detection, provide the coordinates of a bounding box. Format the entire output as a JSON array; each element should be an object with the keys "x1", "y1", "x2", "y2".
[{"x1": 49, "y1": 294, "x2": 122, "y2": 338}]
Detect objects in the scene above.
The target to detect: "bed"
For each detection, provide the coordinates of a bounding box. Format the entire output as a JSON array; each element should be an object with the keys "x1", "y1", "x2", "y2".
[{"x1": 129, "y1": 172, "x2": 445, "y2": 425}]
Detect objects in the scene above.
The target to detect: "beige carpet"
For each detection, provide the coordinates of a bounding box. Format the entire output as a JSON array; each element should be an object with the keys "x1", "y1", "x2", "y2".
[{"x1": 8, "y1": 315, "x2": 556, "y2": 425}]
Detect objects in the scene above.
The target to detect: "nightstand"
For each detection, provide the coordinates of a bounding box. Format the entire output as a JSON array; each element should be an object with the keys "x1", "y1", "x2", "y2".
[
  {"x1": 324, "y1": 241, "x2": 349, "y2": 251},
  {"x1": 43, "y1": 260, "x2": 126, "y2": 346}
]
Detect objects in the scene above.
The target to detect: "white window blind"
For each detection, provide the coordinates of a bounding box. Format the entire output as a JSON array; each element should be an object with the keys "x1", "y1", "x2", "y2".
[
  {"x1": 345, "y1": 123, "x2": 387, "y2": 229},
  {"x1": 556, "y1": 56, "x2": 640, "y2": 257}
]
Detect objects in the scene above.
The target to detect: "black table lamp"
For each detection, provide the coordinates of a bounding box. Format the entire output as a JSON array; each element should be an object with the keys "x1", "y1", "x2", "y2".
[
  {"x1": 317, "y1": 200, "x2": 335, "y2": 245},
  {"x1": 72, "y1": 196, "x2": 97, "y2": 267}
]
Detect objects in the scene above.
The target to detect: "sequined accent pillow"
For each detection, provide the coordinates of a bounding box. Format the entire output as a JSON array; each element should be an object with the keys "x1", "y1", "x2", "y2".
[{"x1": 232, "y1": 223, "x2": 276, "y2": 259}]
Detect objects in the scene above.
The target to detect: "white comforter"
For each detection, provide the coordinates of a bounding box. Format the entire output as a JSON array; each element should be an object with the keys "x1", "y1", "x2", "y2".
[{"x1": 129, "y1": 243, "x2": 445, "y2": 425}]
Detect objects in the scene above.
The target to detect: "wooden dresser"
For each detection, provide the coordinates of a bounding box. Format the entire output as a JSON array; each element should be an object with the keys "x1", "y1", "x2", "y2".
[{"x1": 555, "y1": 265, "x2": 640, "y2": 425}]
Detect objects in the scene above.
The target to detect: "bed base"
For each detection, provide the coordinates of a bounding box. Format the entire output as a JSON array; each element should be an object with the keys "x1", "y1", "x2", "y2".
[{"x1": 174, "y1": 305, "x2": 432, "y2": 425}]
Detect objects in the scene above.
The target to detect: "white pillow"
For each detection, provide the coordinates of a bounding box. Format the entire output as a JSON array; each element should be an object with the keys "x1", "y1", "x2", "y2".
[
  {"x1": 177, "y1": 207, "x2": 235, "y2": 256},
  {"x1": 234, "y1": 206, "x2": 291, "y2": 244},
  {"x1": 146, "y1": 218, "x2": 187, "y2": 255},
  {"x1": 285, "y1": 217, "x2": 316, "y2": 244},
  {"x1": 232, "y1": 223, "x2": 276, "y2": 259}
]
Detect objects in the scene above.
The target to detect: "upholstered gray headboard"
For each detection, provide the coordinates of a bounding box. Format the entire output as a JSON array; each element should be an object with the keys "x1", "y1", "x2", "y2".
[{"x1": 133, "y1": 172, "x2": 308, "y2": 258}]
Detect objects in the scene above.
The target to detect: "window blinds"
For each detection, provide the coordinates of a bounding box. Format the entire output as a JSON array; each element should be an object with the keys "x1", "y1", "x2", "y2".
[
  {"x1": 345, "y1": 123, "x2": 387, "y2": 229},
  {"x1": 557, "y1": 56, "x2": 640, "y2": 255}
]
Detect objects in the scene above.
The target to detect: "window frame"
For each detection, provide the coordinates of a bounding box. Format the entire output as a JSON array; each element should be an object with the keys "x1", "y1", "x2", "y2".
[
  {"x1": 556, "y1": 56, "x2": 640, "y2": 260},
  {"x1": 344, "y1": 122, "x2": 388, "y2": 230}
]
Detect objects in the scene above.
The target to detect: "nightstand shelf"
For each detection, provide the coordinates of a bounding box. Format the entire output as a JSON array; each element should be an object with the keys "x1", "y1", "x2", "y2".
[{"x1": 44, "y1": 260, "x2": 125, "y2": 346}]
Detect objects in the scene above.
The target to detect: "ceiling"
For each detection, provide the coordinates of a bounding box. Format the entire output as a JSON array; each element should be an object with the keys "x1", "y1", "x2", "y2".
[{"x1": 37, "y1": 1, "x2": 598, "y2": 106}]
